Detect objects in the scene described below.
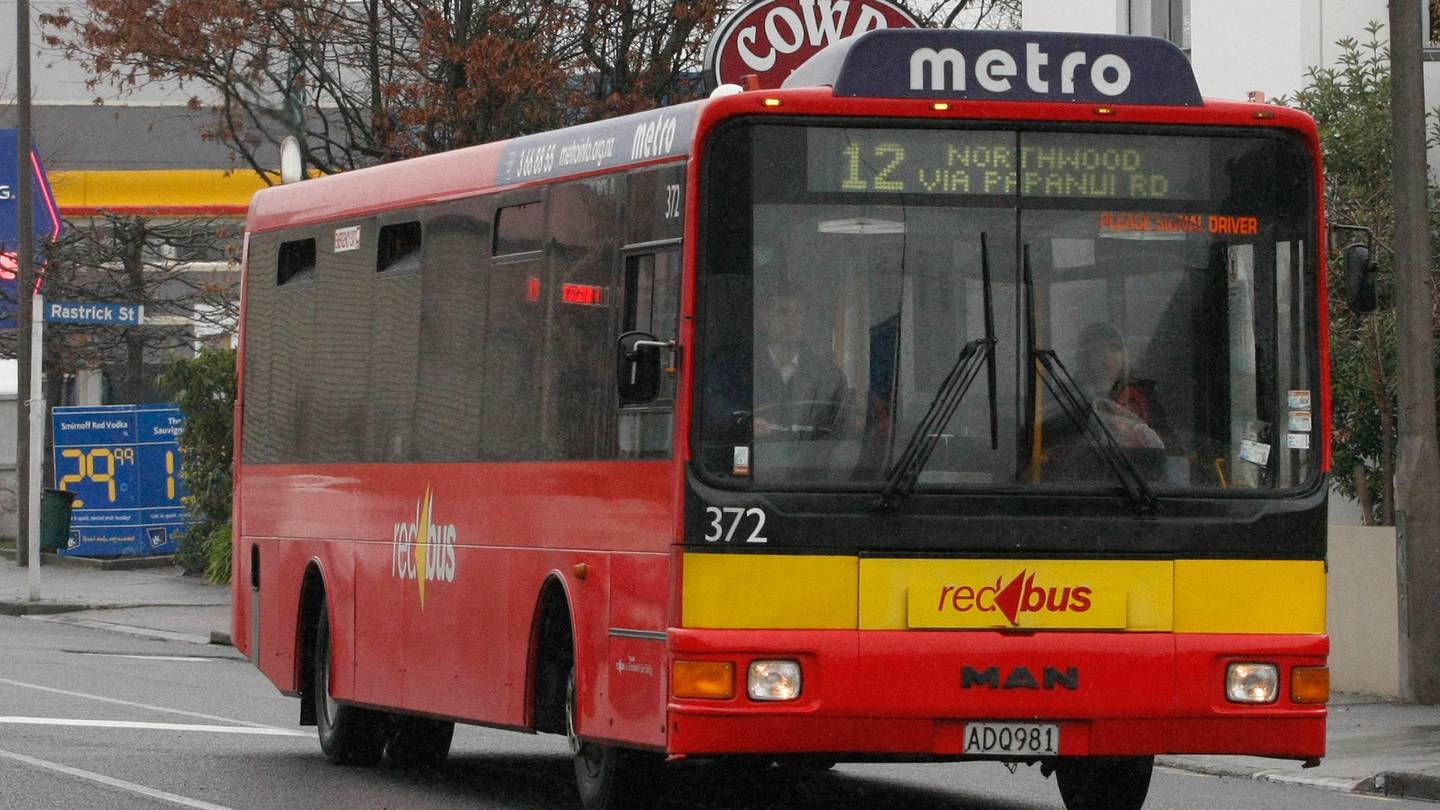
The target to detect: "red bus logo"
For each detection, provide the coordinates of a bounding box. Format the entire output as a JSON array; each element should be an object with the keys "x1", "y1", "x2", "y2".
[
  {"x1": 937, "y1": 571, "x2": 1093, "y2": 625},
  {"x1": 704, "y1": 0, "x2": 920, "y2": 91},
  {"x1": 392, "y1": 487, "x2": 458, "y2": 608}
]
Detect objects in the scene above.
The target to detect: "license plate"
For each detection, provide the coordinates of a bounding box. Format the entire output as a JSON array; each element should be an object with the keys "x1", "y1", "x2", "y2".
[{"x1": 961, "y1": 722, "x2": 1060, "y2": 756}]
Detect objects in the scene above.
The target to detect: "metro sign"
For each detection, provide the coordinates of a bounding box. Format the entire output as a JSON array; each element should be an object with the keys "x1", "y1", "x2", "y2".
[{"x1": 703, "y1": 0, "x2": 921, "y2": 91}]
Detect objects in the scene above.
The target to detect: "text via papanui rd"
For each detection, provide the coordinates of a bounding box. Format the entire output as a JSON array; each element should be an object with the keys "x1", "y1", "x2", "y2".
[
  {"x1": 807, "y1": 129, "x2": 1207, "y2": 200},
  {"x1": 44, "y1": 301, "x2": 144, "y2": 325}
]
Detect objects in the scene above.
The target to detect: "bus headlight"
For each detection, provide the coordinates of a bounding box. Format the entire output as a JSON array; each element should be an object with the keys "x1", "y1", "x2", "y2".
[
  {"x1": 1226, "y1": 663, "x2": 1279, "y2": 704},
  {"x1": 747, "y1": 660, "x2": 802, "y2": 701}
]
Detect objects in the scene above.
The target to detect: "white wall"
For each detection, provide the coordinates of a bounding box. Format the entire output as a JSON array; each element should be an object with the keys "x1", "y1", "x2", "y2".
[
  {"x1": 1025, "y1": 0, "x2": 1394, "y2": 100},
  {"x1": 1328, "y1": 526, "x2": 1401, "y2": 697},
  {"x1": 1023, "y1": 0, "x2": 1125, "y2": 34}
]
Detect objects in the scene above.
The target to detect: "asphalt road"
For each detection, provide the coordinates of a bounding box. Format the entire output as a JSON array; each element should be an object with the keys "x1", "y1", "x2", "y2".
[{"x1": 0, "y1": 615, "x2": 1431, "y2": 810}]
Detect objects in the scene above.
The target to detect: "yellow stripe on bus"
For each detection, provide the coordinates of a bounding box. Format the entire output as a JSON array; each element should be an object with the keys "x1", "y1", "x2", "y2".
[
  {"x1": 682, "y1": 553, "x2": 857, "y2": 629},
  {"x1": 1173, "y1": 559, "x2": 1326, "y2": 635},
  {"x1": 681, "y1": 553, "x2": 1325, "y2": 635}
]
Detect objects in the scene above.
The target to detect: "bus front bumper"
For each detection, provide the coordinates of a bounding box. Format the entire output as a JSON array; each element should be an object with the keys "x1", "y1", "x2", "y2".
[{"x1": 666, "y1": 628, "x2": 1327, "y2": 760}]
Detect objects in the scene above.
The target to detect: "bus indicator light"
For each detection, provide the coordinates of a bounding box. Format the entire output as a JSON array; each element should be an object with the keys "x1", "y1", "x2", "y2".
[
  {"x1": 526, "y1": 277, "x2": 541, "y2": 301},
  {"x1": 1291, "y1": 667, "x2": 1330, "y2": 704},
  {"x1": 673, "y1": 661, "x2": 735, "y2": 700}
]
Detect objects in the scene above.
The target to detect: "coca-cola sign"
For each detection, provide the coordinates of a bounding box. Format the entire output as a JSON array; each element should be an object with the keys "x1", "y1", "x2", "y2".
[{"x1": 703, "y1": 0, "x2": 921, "y2": 91}]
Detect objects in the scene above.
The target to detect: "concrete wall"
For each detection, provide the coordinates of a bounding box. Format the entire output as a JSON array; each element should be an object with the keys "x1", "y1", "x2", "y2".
[{"x1": 1328, "y1": 525, "x2": 1401, "y2": 697}]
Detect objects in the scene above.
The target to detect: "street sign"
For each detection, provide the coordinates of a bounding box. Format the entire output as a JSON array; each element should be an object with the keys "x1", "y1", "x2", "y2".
[
  {"x1": 52, "y1": 404, "x2": 192, "y2": 557},
  {"x1": 0, "y1": 130, "x2": 63, "y2": 329},
  {"x1": 44, "y1": 301, "x2": 145, "y2": 325}
]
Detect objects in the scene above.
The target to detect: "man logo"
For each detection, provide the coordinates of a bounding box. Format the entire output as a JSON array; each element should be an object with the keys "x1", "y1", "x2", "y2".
[{"x1": 961, "y1": 665, "x2": 1079, "y2": 691}]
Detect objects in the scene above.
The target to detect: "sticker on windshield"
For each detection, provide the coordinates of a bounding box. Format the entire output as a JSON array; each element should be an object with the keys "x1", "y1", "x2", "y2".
[
  {"x1": 1287, "y1": 411, "x2": 1312, "y2": 432},
  {"x1": 1287, "y1": 433, "x2": 1311, "y2": 450},
  {"x1": 1288, "y1": 390, "x2": 1312, "y2": 409},
  {"x1": 732, "y1": 446, "x2": 751, "y2": 476},
  {"x1": 1239, "y1": 439, "x2": 1271, "y2": 466}
]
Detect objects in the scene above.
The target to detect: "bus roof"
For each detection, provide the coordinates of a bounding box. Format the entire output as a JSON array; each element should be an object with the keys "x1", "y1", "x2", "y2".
[
  {"x1": 246, "y1": 99, "x2": 705, "y2": 233},
  {"x1": 247, "y1": 30, "x2": 1307, "y2": 235}
]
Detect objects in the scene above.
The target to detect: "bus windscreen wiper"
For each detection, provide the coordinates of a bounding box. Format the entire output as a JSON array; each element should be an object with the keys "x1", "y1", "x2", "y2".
[
  {"x1": 876, "y1": 234, "x2": 999, "y2": 512},
  {"x1": 1032, "y1": 349, "x2": 1159, "y2": 516},
  {"x1": 875, "y1": 338, "x2": 994, "y2": 511}
]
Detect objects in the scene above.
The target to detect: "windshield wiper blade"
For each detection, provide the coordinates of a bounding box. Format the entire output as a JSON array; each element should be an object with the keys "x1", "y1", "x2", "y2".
[
  {"x1": 876, "y1": 337, "x2": 994, "y2": 511},
  {"x1": 875, "y1": 232, "x2": 1000, "y2": 512},
  {"x1": 1033, "y1": 349, "x2": 1159, "y2": 515},
  {"x1": 980, "y1": 232, "x2": 999, "y2": 452}
]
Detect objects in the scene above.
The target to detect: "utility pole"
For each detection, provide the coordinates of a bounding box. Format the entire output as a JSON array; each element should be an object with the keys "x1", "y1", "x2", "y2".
[
  {"x1": 14, "y1": 0, "x2": 34, "y2": 574},
  {"x1": 1388, "y1": 0, "x2": 1440, "y2": 705}
]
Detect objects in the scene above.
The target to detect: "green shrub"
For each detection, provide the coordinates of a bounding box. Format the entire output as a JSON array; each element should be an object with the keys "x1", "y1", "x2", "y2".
[
  {"x1": 157, "y1": 348, "x2": 236, "y2": 579},
  {"x1": 206, "y1": 523, "x2": 232, "y2": 585}
]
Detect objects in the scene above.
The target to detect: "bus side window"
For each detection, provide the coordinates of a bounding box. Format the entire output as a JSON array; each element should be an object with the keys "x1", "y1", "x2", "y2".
[{"x1": 619, "y1": 250, "x2": 679, "y2": 458}]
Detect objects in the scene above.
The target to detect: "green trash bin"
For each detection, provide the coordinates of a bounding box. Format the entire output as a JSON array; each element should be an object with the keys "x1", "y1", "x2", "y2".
[{"x1": 40, "y1": 489, "x2": 78, "y2": 552}]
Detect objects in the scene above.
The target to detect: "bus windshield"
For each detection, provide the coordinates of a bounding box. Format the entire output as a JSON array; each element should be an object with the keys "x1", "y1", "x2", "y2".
[{"x1": 697, "y1": 123, "x2": 1318, "y2": 495}]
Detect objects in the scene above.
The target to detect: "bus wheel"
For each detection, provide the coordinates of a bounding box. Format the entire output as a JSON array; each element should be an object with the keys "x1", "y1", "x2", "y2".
[
  {"x1": 313, "y1": 600, "x2": 386, "y2": 766},
  {"x1": 566, "y1": 666, "x2": 661, "y2": 810},
  {"x1": 384, "y1": 716, "x2": 454, "y2": 769},
  {"x1": 1055, "y1": 756, "x2": 1154, "y2": 810}
]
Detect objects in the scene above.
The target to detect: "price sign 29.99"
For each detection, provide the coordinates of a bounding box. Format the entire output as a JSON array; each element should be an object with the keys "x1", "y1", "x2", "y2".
[{"x1": 51, "y1": 404, "x2": 191, "y2": 557}]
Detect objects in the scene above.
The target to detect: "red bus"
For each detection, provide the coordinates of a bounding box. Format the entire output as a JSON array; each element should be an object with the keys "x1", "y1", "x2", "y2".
[{"x1": 233, "y1": 28, "x2": 1330, "y2": 810}]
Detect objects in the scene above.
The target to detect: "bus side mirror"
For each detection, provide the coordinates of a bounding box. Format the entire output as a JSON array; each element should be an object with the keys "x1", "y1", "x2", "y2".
[
  {"x1": 1343, "y1": 243, "x2": 1378, "y2": 314},
  {"x1": 617, "y1": 331, "x2": 667, "y2": 404}
]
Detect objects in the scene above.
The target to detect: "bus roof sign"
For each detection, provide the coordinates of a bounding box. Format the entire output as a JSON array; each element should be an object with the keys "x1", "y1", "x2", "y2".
[
  {"x1": 704, "y1": 0, "x2": 920, "y2": 92},
  {"x1": 785, "y1": 29, "x2": 1204, "y2": 107}
]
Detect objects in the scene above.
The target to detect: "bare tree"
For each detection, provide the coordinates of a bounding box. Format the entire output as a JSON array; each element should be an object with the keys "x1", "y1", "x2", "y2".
[{"x1": 0, "y1": 214, "x2": 241, "y2": 403}]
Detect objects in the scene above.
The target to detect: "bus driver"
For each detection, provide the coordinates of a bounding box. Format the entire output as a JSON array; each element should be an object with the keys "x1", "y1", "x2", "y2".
[{"x1": 751, "y1": 284, "x2": 849, "y2": 439}]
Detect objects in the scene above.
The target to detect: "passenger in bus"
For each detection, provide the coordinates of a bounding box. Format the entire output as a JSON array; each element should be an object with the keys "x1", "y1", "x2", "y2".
[
  {"x1": 1077, "y1": 323, "x2": 1166, "y2": 450},
  {"x1": 751, "y1": 285, "x2": 850, "y2": 439}
]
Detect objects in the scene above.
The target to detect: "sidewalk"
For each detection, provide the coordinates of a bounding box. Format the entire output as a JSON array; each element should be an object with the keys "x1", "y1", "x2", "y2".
[
  {"x1": 0, "y1": 553, "x2": 232, "y2": 646},
  {"x1": 1, "y1": 560, "x2": 1437, "y2": 801},
  {"x1": 1160, "y1": 693, "x2": 1440, "y2": 802}
]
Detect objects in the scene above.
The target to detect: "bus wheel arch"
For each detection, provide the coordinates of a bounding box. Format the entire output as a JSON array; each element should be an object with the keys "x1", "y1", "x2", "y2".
[
  {"x1": 529, "y1": 574, "x2": 575, "y2": 735},
  {"x1": 302, "y1": 567, "x2": 387, "y2": 765},
  {"x1": 297, "y1": 561, "x2": 327, "y2": 727}
]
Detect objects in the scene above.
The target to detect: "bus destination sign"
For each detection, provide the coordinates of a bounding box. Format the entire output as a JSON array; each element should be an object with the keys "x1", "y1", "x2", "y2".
[{"x1": 807, "y1": 129, "x2": 1207, "y2": 200}]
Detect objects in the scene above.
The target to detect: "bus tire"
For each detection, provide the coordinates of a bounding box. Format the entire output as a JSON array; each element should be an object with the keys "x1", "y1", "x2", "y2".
[
  {"x1": 567, "y1": 665, "x2": 661, "y2": 810},
  {"x1": 384, "y1": 715, "x2": 454, "y2": 769},
  {"x1": 1055, "y1": 756, "x2": 1153, "y2": 810},
  {"x1": 313, "y1": 600, "x2": 386, "y2": 766}
]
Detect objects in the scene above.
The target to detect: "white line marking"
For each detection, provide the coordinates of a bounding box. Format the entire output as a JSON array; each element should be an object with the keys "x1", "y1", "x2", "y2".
[
  {"x1": 0, "y1": 746, "x2": 237, "y2": 810},
  {"x1": 0, "y1": 717, "x2": 308, "y2": 737},
  {"x1": 0, "y1": 676, "x2": 277, "y2": 729}
]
